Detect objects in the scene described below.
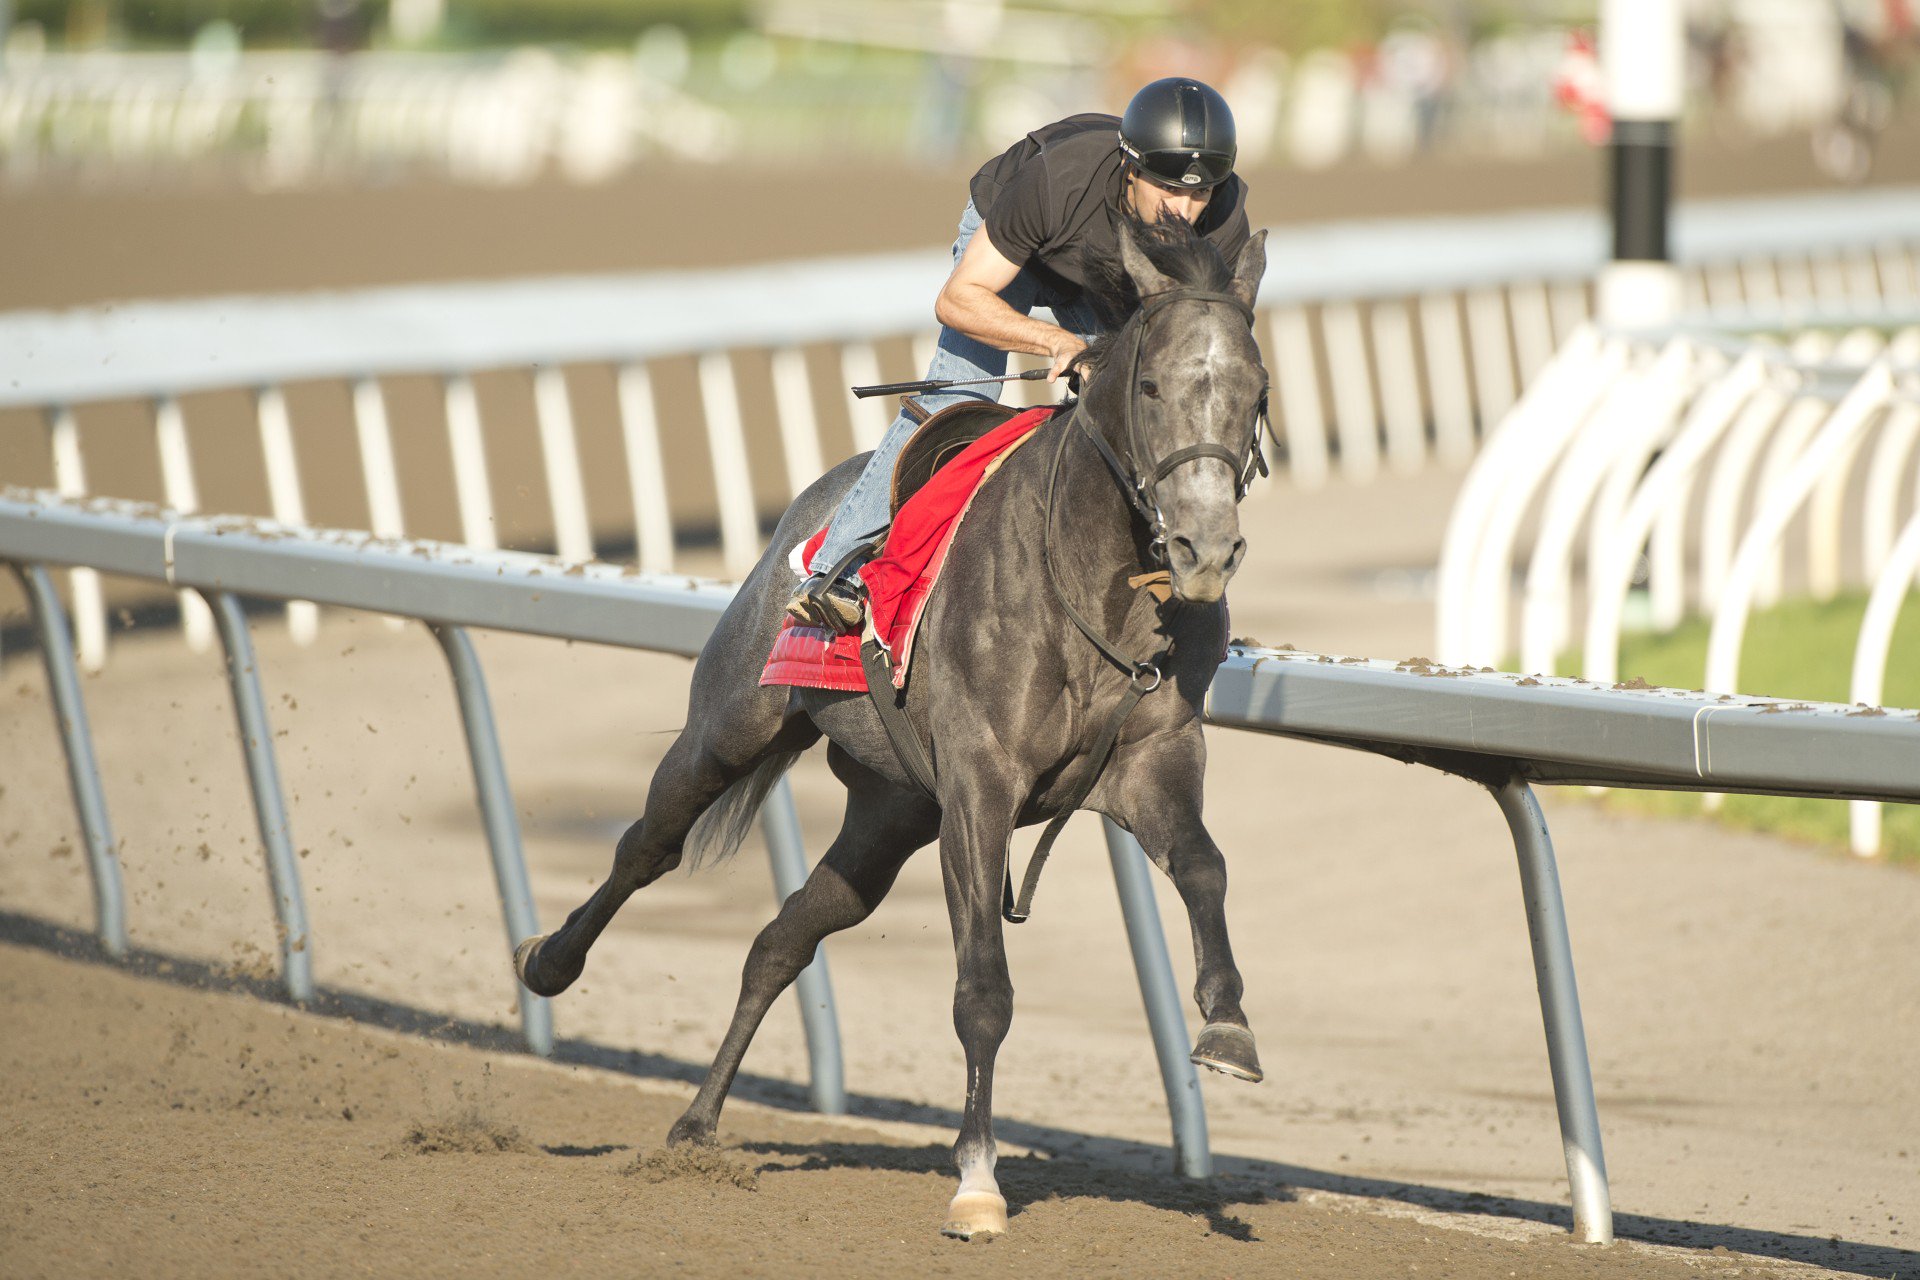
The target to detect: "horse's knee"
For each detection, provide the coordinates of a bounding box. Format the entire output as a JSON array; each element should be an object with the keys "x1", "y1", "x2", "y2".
[
  {"x1": 1167, "y1": 842, "x2": 1229, "y2": 901},
  {"x1": 952, "y1": 972, "x2": 1014, "y2": 1050}
]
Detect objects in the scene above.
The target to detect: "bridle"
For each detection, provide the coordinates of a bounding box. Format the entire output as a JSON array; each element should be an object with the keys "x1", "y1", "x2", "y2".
[
  {"x1": 991, "y1": 285, "x2": 1268, "y2": 925},
  {"x1": 1070, "y1": 285, "x2": 1271, "y2": 566},
  {"x1": 1043, "y1": 283, "x2": 1270, "y2": 680}
]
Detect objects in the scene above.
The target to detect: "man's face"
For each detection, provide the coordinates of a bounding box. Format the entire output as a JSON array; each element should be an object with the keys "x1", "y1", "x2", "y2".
[{"x1": 1126, "y1": 169, "x2": 1215, "y2": 225}]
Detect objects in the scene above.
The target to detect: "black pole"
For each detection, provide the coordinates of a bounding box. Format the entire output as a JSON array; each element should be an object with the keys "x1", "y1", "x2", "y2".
[{"x1": 1599, "y1": 0, "x2": 1683, "y2": 326}]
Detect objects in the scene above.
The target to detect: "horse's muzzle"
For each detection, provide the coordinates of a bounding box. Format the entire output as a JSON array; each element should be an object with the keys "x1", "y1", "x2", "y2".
[{"x1": 1167, "y1": 530, "x2": 1246, "y2": 603}]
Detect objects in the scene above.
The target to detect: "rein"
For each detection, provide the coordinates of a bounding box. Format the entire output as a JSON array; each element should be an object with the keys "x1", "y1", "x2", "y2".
[
  {"x1": 856, "y1": 284, "x2": 1267, "y2": 925},
  {"x1": 1000, "y1": 285, "x2": 1265, "y2": 924}
]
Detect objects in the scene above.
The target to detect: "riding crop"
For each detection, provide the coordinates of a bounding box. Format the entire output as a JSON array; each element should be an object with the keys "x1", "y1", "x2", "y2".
[{"x1": 851, "y1": 369, "x2": 1055, "y2": 399}]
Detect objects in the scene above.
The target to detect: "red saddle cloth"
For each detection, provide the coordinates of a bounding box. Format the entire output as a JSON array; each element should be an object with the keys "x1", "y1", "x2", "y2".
[{"x1": 760, "y1": 405, "x2": 1057, "y2": 693}]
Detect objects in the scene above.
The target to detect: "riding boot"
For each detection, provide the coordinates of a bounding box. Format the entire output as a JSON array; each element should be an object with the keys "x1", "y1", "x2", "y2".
[{"x1": 785, "y1": 572, "x2": 866, "y2": 635}]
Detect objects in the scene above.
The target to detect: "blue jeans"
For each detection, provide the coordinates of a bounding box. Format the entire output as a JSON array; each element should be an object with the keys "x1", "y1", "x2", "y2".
[{"x1": 808, "y1": 200, "x2": 1104, "y2": 576}]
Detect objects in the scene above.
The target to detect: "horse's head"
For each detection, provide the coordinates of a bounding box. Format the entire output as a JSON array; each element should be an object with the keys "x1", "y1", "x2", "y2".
[{"x1": 1104, "y1": 218, "x2": 1269, "y2": 604}]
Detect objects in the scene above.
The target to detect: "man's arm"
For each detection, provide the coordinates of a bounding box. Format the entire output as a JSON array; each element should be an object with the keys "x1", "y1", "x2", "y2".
[{"x1": 934, "y1": 226, "x2": 1086, "y2": 382}]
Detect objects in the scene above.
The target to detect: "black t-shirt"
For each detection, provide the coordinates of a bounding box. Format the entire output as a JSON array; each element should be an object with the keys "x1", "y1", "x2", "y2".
[{"x1": 968, "y1": 112, "x2": 1250, "y2": 310}]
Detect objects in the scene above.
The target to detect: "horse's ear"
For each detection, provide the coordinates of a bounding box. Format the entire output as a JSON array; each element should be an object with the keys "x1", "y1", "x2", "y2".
[
  {"x1": 1229, "y1": 229, "x2": 1268, "y2": 310},
  {"x1": 1118, "y1": 220, "x2": 1175, "y2": 297}
]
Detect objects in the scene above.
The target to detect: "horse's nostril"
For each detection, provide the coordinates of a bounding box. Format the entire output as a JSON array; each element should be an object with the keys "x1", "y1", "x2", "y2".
[{"x1": 1226, "y1": 537, "x2": 1247, "y2": 570}]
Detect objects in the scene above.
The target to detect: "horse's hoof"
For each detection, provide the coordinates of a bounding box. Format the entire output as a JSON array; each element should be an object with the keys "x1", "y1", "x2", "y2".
[
  {"x1": 940, "y1": 1191, "x2": 1008, "y2": 1241},
  {"x1": 666, "y1": 1115, "x2": 716, "y2": 1149},
  {"x1": 514, "y1": 934, "x2": 572, "y2": 997},
  {"x1": 1190, "y1": 1022, "x2": 1264, "y2": 1083},
  {"x1": 513, "y1": 935, "x2": 545, "y2": 986}
]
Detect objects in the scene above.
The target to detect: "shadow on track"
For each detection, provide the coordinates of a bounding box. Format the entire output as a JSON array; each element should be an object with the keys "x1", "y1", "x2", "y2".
[{"x1": 3, "y1": 906, "x2": 1906, "y2": 1275}]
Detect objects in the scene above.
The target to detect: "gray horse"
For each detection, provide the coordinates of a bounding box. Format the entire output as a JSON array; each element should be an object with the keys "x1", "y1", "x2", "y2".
[{"x1": 515, "y1": 216, "x2": 1271, "y2": 1239}]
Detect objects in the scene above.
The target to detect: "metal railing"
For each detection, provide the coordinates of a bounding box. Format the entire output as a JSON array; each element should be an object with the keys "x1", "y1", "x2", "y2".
[
  {"x1": 8, "y1": 485, "x2": 1920, "y2": 1248},
  {"x1": 0, "y1": 488, "x2": 844, "y2": 1108},
  {"x1": 6, "y1": 187, "x2": 1918, "y2": 674},
  {"x1": 1436, "y1": 314, "x2": 1920, "y2": 853}
]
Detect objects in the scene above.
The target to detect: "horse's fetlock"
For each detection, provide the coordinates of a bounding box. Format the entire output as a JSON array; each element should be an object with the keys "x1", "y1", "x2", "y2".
[
  {"x1": 1194, "y1": 974, "x2": 1246, "y2": 1019},
  {"x1": 952, "y1": 1135, "x2": 998, "y2": 1179}
]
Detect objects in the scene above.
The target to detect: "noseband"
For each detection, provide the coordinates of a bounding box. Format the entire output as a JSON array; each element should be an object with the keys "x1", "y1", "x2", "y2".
[{"x1": 1073, "y1": 285, "x2": 1271, "y2": 564}]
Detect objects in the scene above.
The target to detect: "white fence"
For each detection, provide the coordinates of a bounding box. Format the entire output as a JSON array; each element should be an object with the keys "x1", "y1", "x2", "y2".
[
  {"x1": 1436, "y1": 315, "x2": 1920, "y2": 854},
  {"x1": 4, "y1": 188, "x2": 1918, "y2": 679}
]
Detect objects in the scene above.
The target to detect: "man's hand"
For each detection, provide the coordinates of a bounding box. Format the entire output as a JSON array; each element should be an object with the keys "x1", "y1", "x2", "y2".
[
  {"x1": 1046, "y1": 332, "x2": 1087, "y2": 383},
  {"x1": 937, "y1": 225, "x2": 1090, "y2": 377}
]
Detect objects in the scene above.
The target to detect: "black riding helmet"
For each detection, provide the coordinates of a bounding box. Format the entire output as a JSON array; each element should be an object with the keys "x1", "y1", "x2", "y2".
[{"x1": 1119, "y1": 77, "x2": 1237, "y2": 190}]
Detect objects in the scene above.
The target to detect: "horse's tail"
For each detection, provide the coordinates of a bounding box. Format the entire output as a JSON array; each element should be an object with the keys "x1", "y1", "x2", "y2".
[{"x1": 683, "y1": 749, "x2": 803, "y2": 871}]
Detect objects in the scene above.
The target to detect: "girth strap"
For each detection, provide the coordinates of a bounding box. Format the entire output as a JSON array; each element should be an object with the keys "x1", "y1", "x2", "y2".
[
  {"x1": 859, "y1": 638, "x2": 939, "y2": 800},
  {"x1": 999, "y1": 409, "x2": 1177, "y2": 924},
  {"x1": 1001, "y1": 659, "x2": 1160, "y2": 924}
]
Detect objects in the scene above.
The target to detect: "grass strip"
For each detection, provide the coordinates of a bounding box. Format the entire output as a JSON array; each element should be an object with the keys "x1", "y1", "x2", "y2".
[{"x1": 1578, "y1": 590, "x2": 1920, "y2": 865}]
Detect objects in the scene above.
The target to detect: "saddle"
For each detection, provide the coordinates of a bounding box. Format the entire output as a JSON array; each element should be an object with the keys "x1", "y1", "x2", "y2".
[{"x1": 890, "y1": 399, "x2": 1024, "y2": 519}]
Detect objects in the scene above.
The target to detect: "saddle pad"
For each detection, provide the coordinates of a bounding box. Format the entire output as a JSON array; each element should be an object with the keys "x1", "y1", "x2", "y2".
[{"x1": 760, "y1": 404, "x2": 1058, "y2": 692}]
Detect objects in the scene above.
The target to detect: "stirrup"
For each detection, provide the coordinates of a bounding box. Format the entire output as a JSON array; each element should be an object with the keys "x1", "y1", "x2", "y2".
[{"x1": 785, "y1": 572, "x2": 865, "y2": 635}]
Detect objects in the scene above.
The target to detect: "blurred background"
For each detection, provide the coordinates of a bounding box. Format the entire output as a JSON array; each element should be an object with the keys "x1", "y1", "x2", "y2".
[
  {"x1": 1, "y1": 0, "x2": 1916, "y2": 306},
  {"x1": 0, "y1": 0, "x2": 1916, "y2": 190}
]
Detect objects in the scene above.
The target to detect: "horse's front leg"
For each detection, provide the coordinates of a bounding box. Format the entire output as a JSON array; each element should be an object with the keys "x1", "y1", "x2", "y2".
[
  {"x1": 1100, "y1": 729, "x2": 1263, "y2": 1083},
  {"x1": 936, "y1": 779, "x2": 1021, "y2": 1240}
]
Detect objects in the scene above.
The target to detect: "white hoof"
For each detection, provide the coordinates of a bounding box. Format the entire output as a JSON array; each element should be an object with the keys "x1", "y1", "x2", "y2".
[{"x1": 940, "y1": 1190, "x2": 1008, "y2": 1240}]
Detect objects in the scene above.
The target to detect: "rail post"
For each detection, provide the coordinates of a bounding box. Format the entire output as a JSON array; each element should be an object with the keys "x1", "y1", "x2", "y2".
[
  {"x1": 12, "y1": 563, "x2": 128, "y2": 958},
  {"x1": 1103, "y1": 817, "x2": 1212, "y2": 1179},
  {"x1": 1491, "y1": 775, "x2": 1612, "y2": 1244},
  {"x1": 430, "y1": 623, "x2": 554, "y2": 1056},
  {"x1": 204, "y1": 590, "x2": 315, "y2": 1002}
]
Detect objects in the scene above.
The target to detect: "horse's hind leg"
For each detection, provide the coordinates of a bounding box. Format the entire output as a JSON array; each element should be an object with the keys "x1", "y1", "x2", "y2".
[
  {"x1": 516, "y1": 698, "x2": 819, "y2": 999},
  {"x1": 1099, "y1": 731, "x2": 1262, "y2": 1083},
  {"x1": 668, "y1": 745, "x2": 938, "y2": 1146}
]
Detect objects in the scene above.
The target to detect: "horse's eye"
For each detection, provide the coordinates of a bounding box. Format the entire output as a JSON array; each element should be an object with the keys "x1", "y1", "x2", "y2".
[{"x1": 1140, "y1": 378, "x2": 1160, "y2": 398}]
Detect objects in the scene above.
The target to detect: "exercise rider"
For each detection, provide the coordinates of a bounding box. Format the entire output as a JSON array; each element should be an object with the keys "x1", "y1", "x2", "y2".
[{"x1": 786, "y1": 76, "x2": 1253, "y2": 632}]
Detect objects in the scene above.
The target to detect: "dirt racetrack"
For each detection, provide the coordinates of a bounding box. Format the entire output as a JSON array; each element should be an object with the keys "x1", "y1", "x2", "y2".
[
  {"x1": 4, "y1": 121, "x2": 1919, "y2": 311},
  {"x1": 0, "y1": 939, "x2": 1802, "y2": 1280}
]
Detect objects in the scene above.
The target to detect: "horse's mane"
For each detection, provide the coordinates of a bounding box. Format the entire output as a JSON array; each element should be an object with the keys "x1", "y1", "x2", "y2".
[{"x1": 1073, "y1": 212, "x2": 1235, "y2": 380}]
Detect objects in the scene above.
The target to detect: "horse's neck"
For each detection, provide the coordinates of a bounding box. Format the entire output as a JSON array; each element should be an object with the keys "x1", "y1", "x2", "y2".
[
  {"x1": 1074, "y1": 349, "x2": 1137, "y2": 461},
  {"x1": 1036, "y1": 386, "x2": 1163, "y2": 642}
]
